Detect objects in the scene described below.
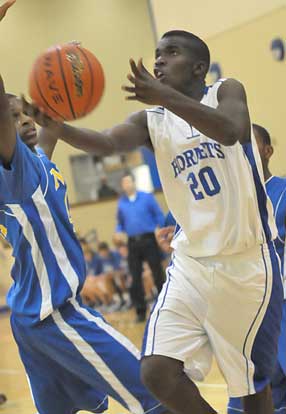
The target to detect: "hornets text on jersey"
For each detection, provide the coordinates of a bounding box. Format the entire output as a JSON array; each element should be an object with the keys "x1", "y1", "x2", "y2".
[{"x1": 146, "y1": 80, "x2": 277, "y2": 257}]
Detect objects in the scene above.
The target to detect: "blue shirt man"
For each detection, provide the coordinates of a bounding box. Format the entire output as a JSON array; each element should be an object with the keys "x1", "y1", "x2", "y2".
[
  {"x1": 116, "y1": 192, "x2": 165, "y2": 237},
  {"x1": 116, "y1": 174, "x2": 165, "y2": 322}
]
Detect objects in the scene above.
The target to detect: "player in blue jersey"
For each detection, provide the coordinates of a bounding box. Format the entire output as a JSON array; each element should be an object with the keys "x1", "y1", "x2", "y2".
[
  {"x1": 0, "y1": 5, "x2": 169, "y2": 413},
  {"x1": 228, "y1": 124, "x2": 286, "y2": 414},
  {"x1": 0, "y1": 87, "x2": 169, "y2": 414}
]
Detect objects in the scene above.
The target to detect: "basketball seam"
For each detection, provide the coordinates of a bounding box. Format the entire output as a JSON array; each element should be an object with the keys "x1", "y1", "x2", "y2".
[
  {"x1": 35, "y1": 69, "x2": 65, "y2": 121},
  {"x1": 77, "y1": 47, "x2": 94, "y2": 115},
  {"x1": 56, "y1": 47, "x2": 76, "y2": 120}
]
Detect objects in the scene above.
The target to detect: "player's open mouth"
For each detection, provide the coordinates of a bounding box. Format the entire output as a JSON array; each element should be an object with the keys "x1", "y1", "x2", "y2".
[
  {"x1": 154, "y1": 69, "x2": 165, "y2": 80},
  {"x1": 24, "y1": 129, "x2": 37, "y2": 138}
]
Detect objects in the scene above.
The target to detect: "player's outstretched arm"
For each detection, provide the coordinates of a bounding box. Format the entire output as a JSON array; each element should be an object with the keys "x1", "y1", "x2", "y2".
[
  {"x1": 0, "y1": 0, "x2": 16, "y2": 22},
  {"x1": 22, "y1": 97, "x2": 151, "y2": 155},
  {"x1": 0, "y1": 75, "x2": 16, "y2": 164},
  {"x1": 59, "y1": 110, "x2": 151, "y2": 155},
  {"x1": 123, "y1": 59, "x2": 251, "y2": 146},
  {"x1": 0, "y1": 1, "x2": 17, "y2": 163},
  {"x1": 38, "y1": 128, "x2": 58, "y2": 160}
]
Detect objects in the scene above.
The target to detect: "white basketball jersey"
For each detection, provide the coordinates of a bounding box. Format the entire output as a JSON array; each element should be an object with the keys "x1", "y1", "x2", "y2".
[{"x1": 146, "y1": 80, "x2": 277, "y2": 257}]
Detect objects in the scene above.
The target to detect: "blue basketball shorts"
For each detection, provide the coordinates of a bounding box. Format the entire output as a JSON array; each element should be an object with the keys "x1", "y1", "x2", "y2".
[
  {"x1": 228, "y1": 300, "x2": 286, "y2": 414},
  {"x1": 11, "y1": 298, "x2": 164, "y2": 414}
]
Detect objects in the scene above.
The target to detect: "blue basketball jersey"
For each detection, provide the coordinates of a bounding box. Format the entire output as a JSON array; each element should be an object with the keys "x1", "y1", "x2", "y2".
[
  {"x1": 266, "y1": 176, "x2": 286, "y2": 277},
  {"x1": 0, "y1": 135, "x2": 86, "y2": 324}
]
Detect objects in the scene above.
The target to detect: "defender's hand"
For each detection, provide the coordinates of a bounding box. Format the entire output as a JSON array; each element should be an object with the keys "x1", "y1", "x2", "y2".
[
  {"x1": 122, "y1": 58, "x2": 169, "y2": 105},
  {"x1": 0, "y1": 0, "x2": 16, "y2": 22},
  {"x1": 155, "y1": 226, "x2": 175, "y2": 254},
  {"x1": 21, "y1": 96, "x2": 62, "y2": 134}
]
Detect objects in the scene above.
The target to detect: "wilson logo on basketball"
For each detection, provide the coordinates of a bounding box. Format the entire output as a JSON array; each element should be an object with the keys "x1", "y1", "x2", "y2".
[
  {"x1": 29, "y1": 43, "x2": 105, "y2": 121},
  {"x1": 66, "y1": 52, "x2": 84, "y2": 97}
]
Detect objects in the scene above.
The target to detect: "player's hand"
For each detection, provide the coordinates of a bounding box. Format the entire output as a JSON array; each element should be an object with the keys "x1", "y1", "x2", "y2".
[
  {"x1": 21, "y1": 96, "x2": 62, "y2": 133},
  {"x1": 155, "y1": 226, "x2": 175, "y2": 254},
  {"x1": 80, "y1": 275, "x2": 98, "y2": 302},
  {"x1": 122, "y1": 58, "x2": 170, "y2": 105},
  {"x1": 0, "y1": 0, "x2": 16, "y2": 22},
  {"x1": 68, "y1": 40, "x2": 82, "y2": 47}
]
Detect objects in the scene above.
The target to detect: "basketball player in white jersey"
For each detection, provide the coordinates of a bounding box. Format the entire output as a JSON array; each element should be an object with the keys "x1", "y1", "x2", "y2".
[{"x1": 24, "y1": 30, "x2": 284, "y2": 414}]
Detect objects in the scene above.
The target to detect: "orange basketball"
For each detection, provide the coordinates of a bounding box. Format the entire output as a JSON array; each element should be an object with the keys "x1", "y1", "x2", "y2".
[{"x1": 29, "y1": 43, "x2": 105, "y2": 121}]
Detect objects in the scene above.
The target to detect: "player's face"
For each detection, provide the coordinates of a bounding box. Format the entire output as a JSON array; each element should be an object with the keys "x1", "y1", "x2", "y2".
[
  {"x1": 98, "y1": 248, "x2": 109, "y2": 259},
  {"x1": 118, "y1": 245, "x2": 128, "y2": 258},
  {"x1": 80, "y1": 241, "x2": 93, "y2": 260},
  {"x1": 253, "y1": 128, "x2": 273, "y2": 166},
  {"x1": 121, "y1": 176, "x2": 136, "y2": 195},
  {"x1": 154, "y1": 36, "x2": 200, "y2": 92},
  {"x1": 9, "y1": 97, "x2": 38, "y2": 149}
]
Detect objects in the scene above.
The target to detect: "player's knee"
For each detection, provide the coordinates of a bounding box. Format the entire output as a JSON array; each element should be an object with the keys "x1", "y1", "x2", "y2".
[
  {"x1": 141, "y1": 356, "x2": 160, "y2": 391},
  {"x1": 141, "y1": 355, "x2": 183, "y2": 395}
]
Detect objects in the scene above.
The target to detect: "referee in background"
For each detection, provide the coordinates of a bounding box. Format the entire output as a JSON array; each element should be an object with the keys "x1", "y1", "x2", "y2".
[{"x1": 116, "y1": 174, "x2": 165, "y2": 322}]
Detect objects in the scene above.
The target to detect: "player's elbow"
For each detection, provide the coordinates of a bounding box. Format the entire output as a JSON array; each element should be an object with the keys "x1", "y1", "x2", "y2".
[
  {"x1": 101, "y1": 136, "x2": 117, "y2": 156},
  {"x1": 220, "y1": 121, "x2": 243, "y2": 146},
  {"x1": 221, "y1": 133, "x2": 237, "y2": 146}
]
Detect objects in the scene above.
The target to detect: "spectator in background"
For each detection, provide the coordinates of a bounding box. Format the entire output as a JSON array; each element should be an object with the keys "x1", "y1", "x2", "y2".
[
  {"x1": 98, "y1": 241, "x2": 121, "y2": 274},
  {"x1": 97, "y1": 241, "x2": 129, "y2": 310},
  {"x1": 98, "y1": 176, "x2": 118, "y2": 199},
  {"x1": 80, "y1": 238, "x2": 103, "y2": 276},
  {"x1": 112, "y1": 237, "x2": 133, "y2": 309},
  {"x1": 0, "y1": 394, "x2": 6, "y2": 406},
  {"x1": 116, "y1": 174, "x2": 165, "y2": 322},
  {"x1": 79, "y1": 238, "x2": 113, "y2": 307}
]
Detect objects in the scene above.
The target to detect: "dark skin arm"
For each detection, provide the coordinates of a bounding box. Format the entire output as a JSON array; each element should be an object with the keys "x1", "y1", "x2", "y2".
[
  {"x1": 38, "y1": 128, "x2": 58, "y2": 160},
  {"x1": 123, "y1": 59, "x2": 251, "y2": 145},
  {"x1": 0, "y1": 75, "x2": 16, "y2": 164},
  {"x1": 0, "y1": 1, "x2": 17, "y2": 164},
  {"x1": 22, "y1": 98, "x2": 150, "y2": 156},
  {"x1": 22, "y1": 58, "x2": 250, "y2": 154}
]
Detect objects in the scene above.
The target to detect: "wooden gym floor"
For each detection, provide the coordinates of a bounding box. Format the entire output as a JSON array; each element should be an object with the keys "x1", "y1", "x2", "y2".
[{"x1": 0, "y1": 309, "x2": 228, "y2": 414}]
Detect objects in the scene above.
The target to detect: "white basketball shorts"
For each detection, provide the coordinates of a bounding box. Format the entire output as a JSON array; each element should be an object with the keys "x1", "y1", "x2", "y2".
[{"x1": 142, "y1": 241, "x2": 284, "y2": 397}]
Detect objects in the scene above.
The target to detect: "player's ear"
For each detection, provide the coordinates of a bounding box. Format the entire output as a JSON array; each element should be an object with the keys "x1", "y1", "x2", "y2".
[
  {"x1": 265, "y1": 144, "x2": 274, "y2": 161},
  {"x1": 192, "y1": 61, "x2": 207, "y2": 77}
]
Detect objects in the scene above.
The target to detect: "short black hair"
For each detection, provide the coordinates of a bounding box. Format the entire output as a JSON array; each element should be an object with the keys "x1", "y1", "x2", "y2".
[
  {"x1": 98, "y1": 242, "x2": 109, "y2": 251},
  {"x1": 162, "y1": 30, "x2": 210, "y2": 72},
  {"x1": 6, "y1": 93, "x2": 17, "y2": 99},
  {"x1": 121, "y1": 172, "x2": 135, "y2": 181},
  {"x1": 253, "y1": 123, "x2": 271, "y2": 146}
]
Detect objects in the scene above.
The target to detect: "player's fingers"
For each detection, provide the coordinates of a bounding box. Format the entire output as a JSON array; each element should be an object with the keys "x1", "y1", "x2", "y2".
[
  {"x1": 21, "y1": 95, "x2": 47, "y2": 123},
  {"x1": 138, "y1": 58, "x2": 151, "y2": 76},
  {"x1": 21, "y1": 94, "x2": 29, "y2": 108},
  {"x1": 68, "y1": 40, "x2": 81, "y2": 47},
  {"x1": 21, "y1": 95, "x2": 35, "y2": 117},
  {"x1": 127, "y1": 73, "x2": 136, "y2": 84},
  {"x1": 125, "y1": 95, "x2": 139, "y2": 101},
  {"x1": 0, "y1": 0, "x2": 16, "y2": 21},
  {"x1": 167, "y1": 233, "x2": 174, "y2": 243},
  {"x1": 121, "y1": 85, "x2": 136, "y2": 93},
  {"x1": 157, "y1": 226, "x2": 173, "y2": 237},
  {"x1": 129, "y1": 58, "x2": 141, "y2": 77}
]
